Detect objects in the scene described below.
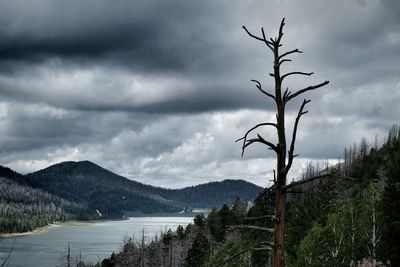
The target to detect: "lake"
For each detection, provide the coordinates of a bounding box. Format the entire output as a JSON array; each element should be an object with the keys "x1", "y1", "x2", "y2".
[{"x1": 0, "y1": 217, "x2": 194, "y2": 267}]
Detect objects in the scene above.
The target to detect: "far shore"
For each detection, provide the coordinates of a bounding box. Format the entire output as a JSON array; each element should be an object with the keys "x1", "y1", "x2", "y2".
[
  {"x1": 0, "y1": 213, "x2": 197, "y2": 237},
  {"x1": 0, "y1": 220, "x2": 99, "y2": 238},
  {"x1": 0, "y1": 223, "x2": 60, "y2": 238}
]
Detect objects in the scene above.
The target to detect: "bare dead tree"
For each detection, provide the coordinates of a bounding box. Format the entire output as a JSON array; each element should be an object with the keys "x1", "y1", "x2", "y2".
[{"x1": 237, "y1": 18, "x2": 329, "y2": 267}]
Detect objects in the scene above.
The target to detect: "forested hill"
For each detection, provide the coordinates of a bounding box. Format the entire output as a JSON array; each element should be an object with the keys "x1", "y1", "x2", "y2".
[
  {"x1": 98, "y1": 126, "x2": 400, "y2": 266},
  {"x1": 24, "y1": 161, "x2": 262, "y2": 217},
  {"x1": 0, "y1": 166, "x2": 95, "y2": 233},
  {"x1": 25, "y1": 161, "x2": 182, "y2": 218},
  {"x1": 0, "y1": 165, "x2": 33, "y2": 186},
  {"x1": 163, "y1": 180, "x2": 262, "y2": 208}
]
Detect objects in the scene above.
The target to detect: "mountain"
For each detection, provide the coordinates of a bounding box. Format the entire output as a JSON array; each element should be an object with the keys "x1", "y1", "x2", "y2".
[
  {"x1": 0, "y1": 166, "x2": 94, "y2": 233},
  {"x1": 162, "y1": 179, "x2": 263, "y2": 208},
  {"x1": 0, "y1": 165, "x2": 33, "y2": 186},
  {"x1": 25, "y1": 161, "x2": 263, "y2": 218},
  {"x1": 26, "y1": 161, "x2": 181, "y2": 217}
]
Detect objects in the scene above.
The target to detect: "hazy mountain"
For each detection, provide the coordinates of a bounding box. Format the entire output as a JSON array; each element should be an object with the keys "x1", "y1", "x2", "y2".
[
  {"x1": 162, "y1": 179, "x2": 263, "y2": 208},
  {"x1": 25, "y1": 161, "x2": 181, "y2": 217},
  {"x1": 24, "y1": 161, "x2": 263, "y2": 217}
]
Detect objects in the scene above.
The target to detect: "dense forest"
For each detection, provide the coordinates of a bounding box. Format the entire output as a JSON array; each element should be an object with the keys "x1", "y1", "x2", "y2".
[
  {"x1": 26, "y1": 161, "x2": 182, "y2": 218},
  {"x1": 0, "y1": 162, "x2": 261, "y2": 233},
  {"x1": 95, "y1": 125, "x2": 400, "y2": 267},
  {"x1": 0, "y1": 166, "x2": 95, "y2": 233},
  {"x1": 160, "y1": 180, "x2": 262, "y2": 209},
  {"x1": 25, "y1": 161, "x2": 262, "y2": 218}
]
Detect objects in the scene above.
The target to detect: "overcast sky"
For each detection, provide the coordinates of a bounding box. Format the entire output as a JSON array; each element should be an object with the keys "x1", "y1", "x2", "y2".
[{"x1": 0, "y1": 0, "x2": 399, "y2": 188}]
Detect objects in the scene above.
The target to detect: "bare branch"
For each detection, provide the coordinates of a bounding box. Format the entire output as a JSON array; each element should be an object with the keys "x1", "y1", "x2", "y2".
[
  {"x1": 278, "y1": 49, "x2": 302, "y2": 60},
  {"x1": 261, "y1": 27, "x2": 274, "y2": 50},
  {"x1": 214, "y1": 248, "x2": 251, "y2": 267},
  {"x1": 237, "y1": 120, "x2": 278, "y2": 157},
  {"x1": 269, "y1": 37, "x2": 275, "y2": 44},
  {"x1": 259, "y1": 242, "x2": 275, "y2": 250},
  {"x1": 241, "y1": 135, "x2": 278, "y2": 157},
  {"x1": 285, "y1": 81, "x2": 329, "y2": 102},
  {"x1": 236, "y1": 123, "x2": 277, "y2": 157},
  {"x1": 250, "y1": 79, "x2": 275, "y2": 101},
  {"x1": 278, "y1": 59, "x2": 292, "y2": 67},
  {"x1": 214, "y1": 242, "x2": 274, "y2": 267},
  {"x1": 286, "y1": 99, "x2": 310, "y2": 173},
  {"x1": 282, "y1": 88, "x2": 292, "y2": 103},
  {"x1": 257, "y1": 133, "x2": 276, "y2": 148},
  {"x1": 283, "y1": 173, "x2": 332, "y2": 191},
  {"x1": 253, "y1": 246, "x2": 273, "y2": 251},
  {"x1": 284, "y1": 174, "x2": 357, "y2": 192},
  {"x1": 261, "y1": 27, "x2": 267, "y2": 41},
  {"x1": 242, "y1": 26, "x2": 265, "y2": 42},
  {"x1": 236, "y1": 123, "x2": 277, "y2": 142},
  {"x1": 226, "y1": 225, "x2": 274, "y2": 233},
  {"x1": 277, "y1": 18, "x2": 285, "y2": 44},
  {"x1": 243, "y1": 26, "x2": 274, "y2": 50},
  {"x1": 281, "y1": 72, "x2": 314, "y2": 82},
  {"x1": 243, "y1": 215, "x2": 276, "y2": 221}
]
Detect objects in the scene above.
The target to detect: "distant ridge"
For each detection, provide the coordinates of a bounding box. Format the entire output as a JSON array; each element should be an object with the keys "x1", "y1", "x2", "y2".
[
  {"x1": 161, "y1": 179, "x2": 263, "y2": 208},
  {"x1": 23, "y1": 160, "x2": 263, "y2": 218},
  {"x1": 0, "y1": 165, "x2": 33, "y2": 186}
]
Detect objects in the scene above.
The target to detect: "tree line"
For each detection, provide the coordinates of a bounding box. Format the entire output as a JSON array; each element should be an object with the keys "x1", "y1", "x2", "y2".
[
  {"x1": 0, "y1": 176, "x2": 94, "y2": 233},
  {"x1": 91, "y1": 125, "x2": 400, "y2": 266}
]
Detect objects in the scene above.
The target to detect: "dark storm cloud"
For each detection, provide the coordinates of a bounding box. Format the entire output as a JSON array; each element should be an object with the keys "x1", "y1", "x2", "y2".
[
  {"x1": 0, "y1": 0, "x2": 258, "y2": 114},
  {"x1": 0, "y1": 100, "x2": 160, "y2": 155},
  {"x1": 85, "y1": 86, "x2": 273, "y2": 114},
  {"x1": 1, "y1": 0, "x2": 400, "y2": 187},
  {"x1": 0, "y1": 0, "x2": 232, "y2": 73}
]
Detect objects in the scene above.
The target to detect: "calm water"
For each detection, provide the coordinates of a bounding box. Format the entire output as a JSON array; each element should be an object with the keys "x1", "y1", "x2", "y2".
[{"x1": 0, "y1": 217, "x2": 193, "y2": 267}]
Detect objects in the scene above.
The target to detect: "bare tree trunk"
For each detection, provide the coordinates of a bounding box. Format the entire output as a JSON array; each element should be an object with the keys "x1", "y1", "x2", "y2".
[
  {"x1": 274, "y1": 187, "x2": 286, "y2": 267},
  {"x1": 239, "y1": 18, "x2": 329, "y2": 267},
  {"x1": 274, "y1": 36, "x2": 288, "y2": 266}
]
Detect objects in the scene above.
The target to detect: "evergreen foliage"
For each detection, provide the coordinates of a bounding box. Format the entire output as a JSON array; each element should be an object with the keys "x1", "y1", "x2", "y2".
[
  {"x1": 96, "y1": 125, "x2": 400, "y2": 267},
  {"x1": 25, "y1": 161, "x2": 262, "y2": 218},
  {"x1": 184, "y1": 231, "x2": 210, "y2": 267},
  {"x1": 0, "y1": 174, "x2": 94, "y2": 233}
]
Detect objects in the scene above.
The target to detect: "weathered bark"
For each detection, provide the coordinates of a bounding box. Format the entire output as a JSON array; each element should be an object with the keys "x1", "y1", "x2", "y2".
[{"x1": 239, "y1": 18, "x2": 329, "y2": 267}]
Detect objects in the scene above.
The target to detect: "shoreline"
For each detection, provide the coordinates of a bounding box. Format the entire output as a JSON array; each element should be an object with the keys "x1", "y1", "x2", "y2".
[
  {"x1": 0, "y1": 223, "x2": 60, "y2": 238},
  {"x1": 0, "y1": 214, "x2": 195, "y2": 237},
  {"x1": 0, "y1": 220, "x2": 97, "y2": 238}
]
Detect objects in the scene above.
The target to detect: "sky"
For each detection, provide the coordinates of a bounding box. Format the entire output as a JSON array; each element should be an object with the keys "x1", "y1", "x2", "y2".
[{"x1": 0, "y1": 0, "x2": 399, "y2": 188}]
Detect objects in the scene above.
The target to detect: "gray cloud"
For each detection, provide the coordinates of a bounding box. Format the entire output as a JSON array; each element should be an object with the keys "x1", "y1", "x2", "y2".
[{"x1": 0, "y1": 0, "x2": 399, "y2": 188}]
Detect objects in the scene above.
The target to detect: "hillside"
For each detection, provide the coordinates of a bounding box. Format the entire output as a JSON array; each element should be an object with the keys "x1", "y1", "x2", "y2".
[
  {"x1": 163, "y1": 179, "x2": 262, "y2": 208},
  {"x1": 25, "y1": 161, "x2": 181, "y2": 217},
  {"x1": 0, "y1": 166, "x2": 95, "y2": 233},
  {"x1": 0, "y1": 165, "x2": 34, "y2": 186},
  {"x1": 98, "y1": 126, "x2": 400, "y2": 266},
  {"x1": 24, "y1": 161, "x2": 262, "y2": 218}
]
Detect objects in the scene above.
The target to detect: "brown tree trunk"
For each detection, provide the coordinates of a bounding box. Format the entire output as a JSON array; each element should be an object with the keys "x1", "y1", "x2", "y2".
[
  {"x1": 273, "y1": 29, "x2": 286, "y2": 267},
  {"x1": 274, "y1": 186, "x2": 286, "y2": 267},
  {"x1": 239, "y1": 18, "x2": 329, "y2": 267}
]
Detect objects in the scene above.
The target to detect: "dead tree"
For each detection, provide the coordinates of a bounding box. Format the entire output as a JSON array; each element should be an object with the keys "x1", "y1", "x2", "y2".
[{"x1": 237, "y1": 18, "x2": 329, "y2": 267}]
